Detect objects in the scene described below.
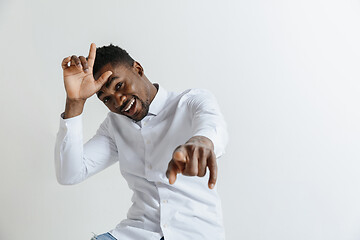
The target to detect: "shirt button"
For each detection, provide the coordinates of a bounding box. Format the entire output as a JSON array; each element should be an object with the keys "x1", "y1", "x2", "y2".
[
  {"x1": 148, "y1": 165, "x2": 152, "y2": 170},
  {"x1": 146, "y1": 140, "x2": 151, "y2": 144},
  {"x1": 162, "y1": 200, "x2": 168, "y2": 204},
  {"x1": 163, "y1": 223, "x2": 168, "y2": 228}
]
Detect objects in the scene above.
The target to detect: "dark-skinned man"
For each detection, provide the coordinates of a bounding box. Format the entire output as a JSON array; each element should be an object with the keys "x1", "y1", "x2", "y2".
[{"x1": 55, "y1": 43, "x2": 228, "y2": 240}]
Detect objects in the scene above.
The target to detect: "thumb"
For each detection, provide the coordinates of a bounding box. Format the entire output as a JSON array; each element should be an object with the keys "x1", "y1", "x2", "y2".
[{"x1": 95, "y1": 71, "x2": 112, "y2": 88}]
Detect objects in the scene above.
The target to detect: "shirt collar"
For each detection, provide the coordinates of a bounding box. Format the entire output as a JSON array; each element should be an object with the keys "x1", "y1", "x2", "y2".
[{"x1": 148, "y1": 83, "x2": 168, "y2": 116}]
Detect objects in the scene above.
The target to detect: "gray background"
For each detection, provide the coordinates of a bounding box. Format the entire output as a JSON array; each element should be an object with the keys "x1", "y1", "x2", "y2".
[{"x1": 1, "y1": 0, "x2": 360, "y2": 239}]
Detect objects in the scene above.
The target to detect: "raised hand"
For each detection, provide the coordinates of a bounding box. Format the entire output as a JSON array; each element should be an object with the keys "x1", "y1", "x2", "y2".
[
  {"x1": 166, "y1": 136, "x2": 217, "y2": 189},
  {"x1": 61, "y1": 43, "x2": 112, "y2": 101},
  {"x1": 61, "y1": 43, "x2": 112, "y2": 118}
]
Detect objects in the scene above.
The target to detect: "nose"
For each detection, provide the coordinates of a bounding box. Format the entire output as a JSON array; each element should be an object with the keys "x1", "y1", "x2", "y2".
[{"x1": 114, "y1": 93, "x2": 126, "y2": 109}]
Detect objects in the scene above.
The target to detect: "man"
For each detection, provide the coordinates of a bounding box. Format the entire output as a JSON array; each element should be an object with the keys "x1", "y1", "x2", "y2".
[{"x1": 55, "y1": 43, "x2": 228, "y2": 240}]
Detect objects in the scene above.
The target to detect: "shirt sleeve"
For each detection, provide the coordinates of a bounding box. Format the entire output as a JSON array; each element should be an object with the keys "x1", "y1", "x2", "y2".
[
  {"x1": 54, "y1": 113, "x2": 119, "y2": 185},
  {"x1": 187, "y1": 89, "x2": 228, "y2": 158}
]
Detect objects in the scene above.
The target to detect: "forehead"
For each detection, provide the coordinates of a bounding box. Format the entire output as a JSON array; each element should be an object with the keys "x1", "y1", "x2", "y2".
[{"x1": 94, "y1": 63, "x2": 132, "y2": 80}]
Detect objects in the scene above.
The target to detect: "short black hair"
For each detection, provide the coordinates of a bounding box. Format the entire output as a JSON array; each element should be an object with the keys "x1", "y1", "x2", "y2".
[{"x1": 93, "y1": 44, "x2": 135, "y2": 76}]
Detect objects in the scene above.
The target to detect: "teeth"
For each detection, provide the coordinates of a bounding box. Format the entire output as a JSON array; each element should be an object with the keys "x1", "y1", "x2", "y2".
[{"x1": 124, "y1": 98, "x2": 135, "y2": 112}]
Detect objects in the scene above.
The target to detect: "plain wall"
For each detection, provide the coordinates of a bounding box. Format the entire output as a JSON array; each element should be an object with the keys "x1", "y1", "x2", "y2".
[{"x1": 1, "y1": 0, "x2": 360, "y2": 239}]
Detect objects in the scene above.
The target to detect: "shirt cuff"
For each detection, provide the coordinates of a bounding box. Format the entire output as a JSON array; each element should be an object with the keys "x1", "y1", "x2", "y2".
[
  {"x1": 193, "y1": 128, "x2": 225, "y2": 158},
  {"x1": 59, "y1": 112, "x2": 83, "y2": 140}
]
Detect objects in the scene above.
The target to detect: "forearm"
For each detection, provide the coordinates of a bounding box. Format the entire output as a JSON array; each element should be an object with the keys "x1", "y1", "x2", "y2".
[
  {"x1": 191, "y1": 109, "x2": 228, "y2": 158},
  {"x1": 54, "y1": 115, "x2": 86, "y2": 185},
  {"x1": 54, "y1": 115, "x2": 119, "y2": 185}
]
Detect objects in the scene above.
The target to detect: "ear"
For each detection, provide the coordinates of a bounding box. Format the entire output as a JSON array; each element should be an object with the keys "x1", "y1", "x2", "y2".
[{"x1": 133, "y1": 61, "x2": 144, "y2": 77}]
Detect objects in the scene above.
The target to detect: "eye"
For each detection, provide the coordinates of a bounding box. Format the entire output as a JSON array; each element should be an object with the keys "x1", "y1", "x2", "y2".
[
  {"x1": 115, "y1": 82, "x2": 123, "y2": 91},
  {"x1": 103, "y1": 97, "x2": 110, "y2": 104}
]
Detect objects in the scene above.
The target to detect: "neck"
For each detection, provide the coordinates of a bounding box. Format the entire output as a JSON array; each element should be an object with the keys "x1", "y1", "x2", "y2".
[{"x1": 144, "y1": 76, "x2": 158, "y2": 105}]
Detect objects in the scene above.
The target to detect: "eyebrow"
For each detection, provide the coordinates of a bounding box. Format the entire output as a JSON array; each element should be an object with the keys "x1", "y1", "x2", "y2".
[
  {"x1": 105, "y1": 76, "x2": 118, "y2": 88},
  {"x1": 96, "y1": 76, "x2": 120, "y2": 99}
]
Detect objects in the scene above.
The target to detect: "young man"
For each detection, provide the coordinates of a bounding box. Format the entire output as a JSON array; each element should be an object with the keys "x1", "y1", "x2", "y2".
[{"x1": 55, "y1": 43, "x2": 228, "y2": 240}]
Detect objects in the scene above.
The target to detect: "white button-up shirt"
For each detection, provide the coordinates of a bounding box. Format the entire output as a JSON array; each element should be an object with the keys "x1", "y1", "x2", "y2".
[{"x1": 55, "y1": 85, "x2": 228, "y2": 240}]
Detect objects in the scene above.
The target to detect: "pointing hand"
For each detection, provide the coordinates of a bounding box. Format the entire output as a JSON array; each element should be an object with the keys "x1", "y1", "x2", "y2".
[{"x1": 166, "y1": 136, "x2": 217, "y2": 189}]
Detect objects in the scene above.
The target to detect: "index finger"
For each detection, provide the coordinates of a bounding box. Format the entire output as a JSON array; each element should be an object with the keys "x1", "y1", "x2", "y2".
[
  {"x1": 166, "y1": 160, "x2": 180, "y2": 185},
  {"x1": 87, "y1": 43, "x2": 96, "y2": 67}
]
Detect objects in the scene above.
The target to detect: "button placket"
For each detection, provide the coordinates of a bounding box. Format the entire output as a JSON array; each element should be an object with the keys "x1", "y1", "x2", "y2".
[
  {"x1": 142, "y1": 125, "x2": 153, "y2": 176},
  {"x1": 158, "y1": 184, "x2": 172, "y2": 236}
]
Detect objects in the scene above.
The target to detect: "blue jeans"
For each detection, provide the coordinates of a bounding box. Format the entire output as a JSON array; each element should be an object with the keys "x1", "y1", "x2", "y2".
[
  {"x1": 92, "y1": 232, "x2": 164, "y2": 240},
  {"x1": 92, "y1": 233, "x2": 117, "y2": 240}
]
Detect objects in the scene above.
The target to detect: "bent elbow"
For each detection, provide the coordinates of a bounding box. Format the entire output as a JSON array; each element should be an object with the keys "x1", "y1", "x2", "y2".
[
  {"x1": 56, "y1": 174, "x2": 82, "y2": 186},
  {"x1": 57, "y1": 179, "x2": 75, "y2": 186}
]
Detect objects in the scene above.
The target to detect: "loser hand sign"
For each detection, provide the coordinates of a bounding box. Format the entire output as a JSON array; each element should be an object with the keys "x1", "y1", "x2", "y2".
[
  {"x1": 166, "y1": 136, "x2": 218, "y2": 189},
  {"x1": 61, "y1": 43, "x2": 112, "y2": 101}
]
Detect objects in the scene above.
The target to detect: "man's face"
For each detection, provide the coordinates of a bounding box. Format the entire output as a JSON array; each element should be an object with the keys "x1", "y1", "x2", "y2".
[{"x1": 94, "y1": 62, "x2": 155, "y2": 122}]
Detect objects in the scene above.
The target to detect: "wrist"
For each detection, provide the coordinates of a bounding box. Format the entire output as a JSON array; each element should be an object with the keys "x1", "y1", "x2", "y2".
[
  {"x1": 64, "y1": 98, "x2": 86, "y2": 119},
  {"x1": 66, "y1": 96, "x2": 87, "y2": 104},
  {"x1": 186, "y1": 136, "x2": 214, "y2": 150}
]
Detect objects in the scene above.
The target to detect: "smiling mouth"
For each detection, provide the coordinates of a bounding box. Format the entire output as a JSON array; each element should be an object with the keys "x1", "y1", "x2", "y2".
[{"x1": 122, "y1": 98, "x2": 135, "y2": 112}]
